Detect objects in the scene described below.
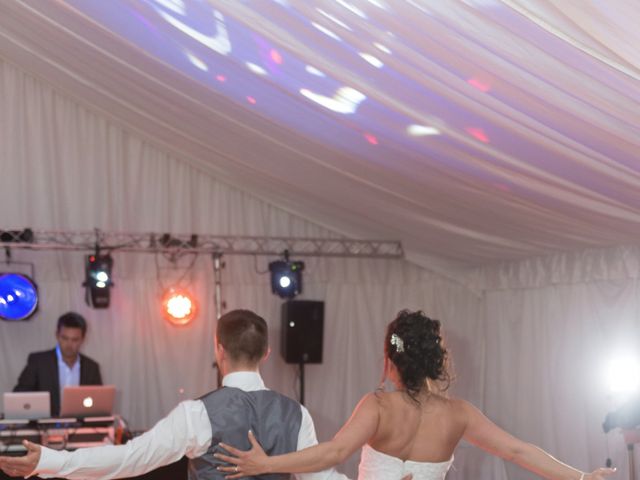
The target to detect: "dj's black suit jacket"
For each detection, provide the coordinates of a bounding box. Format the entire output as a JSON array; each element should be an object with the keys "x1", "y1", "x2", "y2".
[{"x1": 13, "y1": 348, "x2": 102, "y2": 416}]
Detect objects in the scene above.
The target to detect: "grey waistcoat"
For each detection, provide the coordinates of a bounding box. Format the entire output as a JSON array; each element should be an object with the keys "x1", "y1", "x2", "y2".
[{"x1": 189, "y1": 387, "x2": 303, "y2": 480}]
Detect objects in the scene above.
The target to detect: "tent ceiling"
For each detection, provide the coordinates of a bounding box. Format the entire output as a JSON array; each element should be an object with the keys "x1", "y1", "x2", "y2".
[{"x1": 1, "y1": 0, "x2": 639, "y2": 270}]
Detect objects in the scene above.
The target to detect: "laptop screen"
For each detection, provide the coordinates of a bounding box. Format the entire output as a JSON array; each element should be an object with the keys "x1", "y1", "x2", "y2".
[
  {"x1": 60, "y1": 385, "x2": 116, "y2": 418},
  {"x1": 3, "y1": 392, "x2": 51, "y2": 420}
]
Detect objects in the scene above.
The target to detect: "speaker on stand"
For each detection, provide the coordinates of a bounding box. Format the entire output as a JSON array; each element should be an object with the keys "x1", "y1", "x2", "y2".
[{"x1": 280, "y1": 300, "x2": 324, "y2": 405}]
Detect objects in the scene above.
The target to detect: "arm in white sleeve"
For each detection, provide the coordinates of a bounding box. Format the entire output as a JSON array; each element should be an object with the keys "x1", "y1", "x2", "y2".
[
  {"x1": 294, "y1": 405, "x2": 350, "y2": 480},
  {"x1": 35, "y1": 400, "x2": 212, "y2": 479}
]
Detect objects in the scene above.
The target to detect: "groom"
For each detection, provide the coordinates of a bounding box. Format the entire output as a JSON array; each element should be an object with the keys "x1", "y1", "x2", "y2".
[{"x1": 0, "y1": 309, "x2": 348, "y2": 480}]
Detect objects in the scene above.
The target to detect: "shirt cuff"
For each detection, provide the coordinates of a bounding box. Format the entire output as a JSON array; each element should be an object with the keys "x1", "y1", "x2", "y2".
[{"x1": 34, "y1": 446, "x2": 67, "y2": 478}]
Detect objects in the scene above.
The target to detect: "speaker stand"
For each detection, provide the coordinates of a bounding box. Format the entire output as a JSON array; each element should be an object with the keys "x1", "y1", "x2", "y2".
[{"x1": 299, "y1": 362, "x2": 306, "y2": 406}]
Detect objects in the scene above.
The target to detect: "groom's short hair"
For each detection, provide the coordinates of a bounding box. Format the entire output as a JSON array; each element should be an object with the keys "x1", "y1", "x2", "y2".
[{"x1": 217, "y1": 309, "x2": 268, "y2": 363}]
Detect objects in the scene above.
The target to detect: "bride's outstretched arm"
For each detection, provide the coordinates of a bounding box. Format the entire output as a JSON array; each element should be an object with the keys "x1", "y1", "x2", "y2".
[
  {"x1": 460, "y1": 400, "x2": 615, "y2": 480},
  {"x1": 215, "y1": 393, "x2": 380, "y2": 477}
]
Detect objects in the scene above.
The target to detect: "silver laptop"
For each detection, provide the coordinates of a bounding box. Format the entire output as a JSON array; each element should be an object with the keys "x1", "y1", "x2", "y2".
[
  {"x1": 60, "y1": 385, "x2": 115, "y2": 418},
  {"x1": 3, "y1": 392, "x2": 51, "y2": 420}
]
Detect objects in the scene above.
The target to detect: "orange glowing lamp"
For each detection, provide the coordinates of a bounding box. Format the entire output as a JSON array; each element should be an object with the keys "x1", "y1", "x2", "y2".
[{"x1": 162, "y1": 289, "x2": 197, "y2": 326}]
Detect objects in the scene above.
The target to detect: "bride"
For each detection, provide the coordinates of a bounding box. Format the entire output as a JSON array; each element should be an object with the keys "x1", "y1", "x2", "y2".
[{"x1": 215, "y1": 310, "x2": 616, "y2": 480}]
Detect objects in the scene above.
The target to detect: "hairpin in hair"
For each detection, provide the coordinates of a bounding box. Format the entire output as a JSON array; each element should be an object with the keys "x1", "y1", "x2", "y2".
[{"x1": 390, "y1": 333, "x2": 405, "y2": 353}]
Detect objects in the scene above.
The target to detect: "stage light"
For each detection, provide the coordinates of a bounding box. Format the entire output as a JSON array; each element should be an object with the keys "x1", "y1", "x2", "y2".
[
  {"x1": 162, "y1": 288, "x2": 197, "y2": 326},
  {"x1": 269, "y1": 253, "x2": 305, "y2": 299},
  {"x1": 0, "y1": 273, "x2": 39, "y2": 321},
  {"x1": 607, "y1": 355, "x2": 640, "y2": 394},
  {"x1": 84, "y1": 253, "x2": 113, "y2": 309}
]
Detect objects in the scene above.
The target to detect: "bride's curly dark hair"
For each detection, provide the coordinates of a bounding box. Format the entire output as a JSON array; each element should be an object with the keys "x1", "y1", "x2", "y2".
[{"x1": 384, "y1": 310, "x2": 451, "y2": 400}]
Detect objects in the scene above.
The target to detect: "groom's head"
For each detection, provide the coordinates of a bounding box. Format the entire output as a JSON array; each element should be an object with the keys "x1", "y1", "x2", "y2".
[{"x1": 215, "y1": 309, "x2": 269, "y2": 371}]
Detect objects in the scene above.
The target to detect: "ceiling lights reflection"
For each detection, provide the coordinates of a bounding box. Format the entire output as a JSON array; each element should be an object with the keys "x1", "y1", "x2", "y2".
[
  {"x1": 186, "y1": 52, "x2": 208, "y2": 71},
  {"x1": 359, "y1": 53, "x2": 384, "y2": 68},
  {"x1": 335, "y1": 0, "x2": 367, "y2": 19},
  {"x1": 300, "y1": 86, "x2": 366, "y2": 114},
  {"x1": 317, "y1": 9, "x2": 352, "y2": 30},
  {"x1": 365, "y1": 0, "x2": 388, "y2": 9},
  {"x1": 407, "y1": 124, "x2": 440, "y2": 136},
  {"x1": 153, "y1": 0, "x2": 185, "y2": 15},
  {"x1": 246, "y1": 62, "x2": 268, "y2": 76},
  {"x1": 311, "y1": 22, "x2": 342, "y2": 41},
  {"x1": 154, "y1": 5, "x2": 231, "y2": 55},
  {"x1": 373, "y1": 42, "x2": 391, "y2": 54},
  {"x1": 305, "y1": 65, "x2": 325, "y2": 77}
]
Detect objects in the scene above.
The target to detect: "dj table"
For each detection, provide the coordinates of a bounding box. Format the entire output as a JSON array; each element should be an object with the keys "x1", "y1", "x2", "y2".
[
  {"x1": 0, "y1": 417, "x2": 188, "y2": 480},
  {"x1": 0, "y1": 416, "x2": 118, "y2": 454}
]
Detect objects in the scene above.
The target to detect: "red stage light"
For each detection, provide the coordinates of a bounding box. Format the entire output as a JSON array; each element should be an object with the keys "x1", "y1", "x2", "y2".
[{"x1": 162, "y1": 289, "x2": 197, "y2": 326}]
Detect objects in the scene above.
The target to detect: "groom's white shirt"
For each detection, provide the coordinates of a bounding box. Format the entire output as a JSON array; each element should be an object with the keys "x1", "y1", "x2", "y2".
[{"x1": 35, "y1": 371, "x2": 348, "y2": 480}]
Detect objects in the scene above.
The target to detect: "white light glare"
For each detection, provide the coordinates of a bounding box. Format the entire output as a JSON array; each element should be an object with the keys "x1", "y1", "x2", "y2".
[
  {"x1": 335, "y1": 0, "x2": 367, "y2": 18},
  {"x1": 407, "y1": 124, "x2": 441, "y2": 136},
  {"x1": 96, "y1": 281, "x2": 107, "y2": 289},
  {"x1": 317, "y1": 9, "x2": 352, "y2": 30},
  {"x1": 279, "y1": 276, "x2": 292, "y2": 288},
  {"x1": 373, "y1": 42, "x2": 391, "y2": 54},
  {"x1": 359, "y1": 53, "x2": 384, "y2": 68},
  {"x1": 305, "y1": 65, "x2": 326, "y2": 77},
  {"x1": 311, "y1": 22, "x2": 342, "y2": 41},
  {"x1": 152, "y1": 0, "x2": 185, "y2": 15},
  {"x1": 186, "y1": 52, "x2": 209, "y2": 71},
  {"x1": 96, "y1": 271, "x2": 109, "y2": 282},
  {"x1": 246, "y1": 62, "x2": 268, "y2": 76},
  {"x1": 608, "y1": 356, "x2": 640, "y2": 394},
  {"x1": 167, "y1": 295, "x2": 193, "y2": 319},
  {"x1": 300, "y1": 86, "x2": 367, "y2": 114}
]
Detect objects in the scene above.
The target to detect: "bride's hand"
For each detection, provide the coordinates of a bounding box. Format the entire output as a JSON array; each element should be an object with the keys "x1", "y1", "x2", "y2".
[
  {"x1": 585, "y1": 467, "x2": 617, "y2": 479},
  {"x1": 215, "y1": 430, "x2": 269, "y2": 479}
]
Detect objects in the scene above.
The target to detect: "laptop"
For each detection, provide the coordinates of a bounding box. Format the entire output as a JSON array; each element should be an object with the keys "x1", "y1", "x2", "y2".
[
  {"x1": 60, "y1": 385, "x2": 116, "y2": 418},
  {"x1": 3, "y1": 392, "x2": 51, "y2": 420}
]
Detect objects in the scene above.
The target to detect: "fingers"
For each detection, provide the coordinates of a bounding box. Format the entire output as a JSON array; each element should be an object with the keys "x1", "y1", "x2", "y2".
[
  {"x1": 401, "y1": 475, "x2": 413, "y2": 480},
  {"x1": 213, "y1": 453, "x2": 237, "y2": 464},
  {"x1": 218, "y1": 442, "x2": 244, "y2": 457},
  {"x1": 24, "y1": 440, "x2": 39, "y2": 452},
  {"x1": 248, "y1": 430, "x2": 258, "y2": 448}
]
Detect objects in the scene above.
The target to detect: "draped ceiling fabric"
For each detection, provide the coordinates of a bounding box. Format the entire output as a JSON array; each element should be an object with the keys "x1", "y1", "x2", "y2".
[
  {"x1": 1, "y1": 0, "x2": 639, "y2": 274},
  {"x1": 2, "y1": 1, "x2": 640, "y2": 479}
]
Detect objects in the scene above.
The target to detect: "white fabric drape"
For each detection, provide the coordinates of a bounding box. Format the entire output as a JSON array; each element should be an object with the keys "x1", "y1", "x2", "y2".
[
  {"x1": 2, "y1": 0, "x2": 640, "y2": 270},
  {"x1": 2, "y1": 56, "x2": 640, "y2": 479}
]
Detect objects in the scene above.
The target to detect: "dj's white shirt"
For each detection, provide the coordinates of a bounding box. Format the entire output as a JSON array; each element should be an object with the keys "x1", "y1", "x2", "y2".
[{"x1": 34, "y1": 371, "x2": 348, "y2": 480}]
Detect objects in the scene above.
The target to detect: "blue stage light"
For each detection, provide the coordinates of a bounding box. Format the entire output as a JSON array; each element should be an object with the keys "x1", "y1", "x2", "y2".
[
  {"x1": 269, "y1": 256, "x2": 305, "y2": 299},
  {"x1": 0, "y1": 273, "x2": 39, "y2": 321}
]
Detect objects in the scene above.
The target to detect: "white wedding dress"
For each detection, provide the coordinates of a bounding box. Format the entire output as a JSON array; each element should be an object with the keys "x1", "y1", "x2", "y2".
[{"x1": 358, "y1": 444, "x2": 453, "y2": 480}]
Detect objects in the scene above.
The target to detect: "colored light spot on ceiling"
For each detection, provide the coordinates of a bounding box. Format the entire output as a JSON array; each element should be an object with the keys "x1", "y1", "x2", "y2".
[
  {"x1": 270, "y1": 49, "x2": 283, "y2": 65},
  {"x1": 467, "y1": 77, "x2": 491, "y2": 92},
  {"x1": 364, "y1": 133, "x2": 378, "y2": 145},
  {"x1": 466, "y1": 127, "x2": 489, "y2": 143}
]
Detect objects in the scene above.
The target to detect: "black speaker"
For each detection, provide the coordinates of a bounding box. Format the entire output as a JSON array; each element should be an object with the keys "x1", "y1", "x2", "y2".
[{"x1": 281, "y1": 300, "x2": 324, "y2": 364}]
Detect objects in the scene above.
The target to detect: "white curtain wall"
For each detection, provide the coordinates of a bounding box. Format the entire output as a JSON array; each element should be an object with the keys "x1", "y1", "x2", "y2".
[{"x1": 1, "y1": 58, "x2": 639, "y2": 479}]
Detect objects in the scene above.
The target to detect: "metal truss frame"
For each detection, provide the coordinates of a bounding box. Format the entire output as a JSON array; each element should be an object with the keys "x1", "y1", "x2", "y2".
[{"x1": 0, "y1": 229, "x2": 404, "y2": 259}]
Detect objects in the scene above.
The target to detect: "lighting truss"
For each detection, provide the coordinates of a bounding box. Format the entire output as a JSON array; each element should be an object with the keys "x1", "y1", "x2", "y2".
[{"x1": 0, "y1": 229, "x2": 404, "y2": 259}]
